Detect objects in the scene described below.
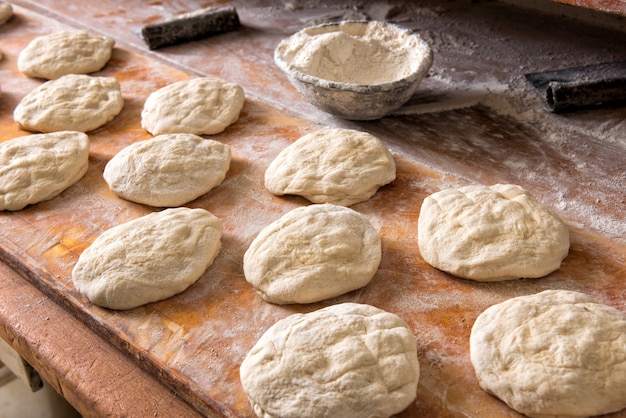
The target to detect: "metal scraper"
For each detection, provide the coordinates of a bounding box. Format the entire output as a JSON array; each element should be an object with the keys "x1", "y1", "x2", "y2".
[{"x1": 525, "y1": 61, "x2": 626, "y2": 113}]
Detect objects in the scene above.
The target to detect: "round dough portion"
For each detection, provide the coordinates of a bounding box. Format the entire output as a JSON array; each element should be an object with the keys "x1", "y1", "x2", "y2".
[
  {"x1": 14, "y1": 74, "x2": 124, "y2": 133},
  {"x1": 72, "y1": 207, "x2": 222, "y2": 310},
  {"x1": 243, "y1": 204, "x2": 381, "y2": 304},
  {"x1": 470, "y1": 290, "x2": 626, "y2": 417},
  {"x1": 103, "y1": 133, "x2": 231, "y2": 207},
  {"x1": 18, "y1": 30, "x2": 115, "y2": 80},
  {"x1": 264, "y1": 128, "x2": 396, "y2": 206},
  {"x1": 417, "y1": 183, "x2": 569, "y2": 281},
  {"x1": 0, "y1": 131, "x2": 89, "y2": 211},
  {"x1": 141, "y1": 77, "x2": 245, "y2": 136},
  {"x1": 240, "y1": 302, "x2": 420, "y2": 418},
  {"x1": 0, "y1": 2, "x2": 13, "y2": 25}
]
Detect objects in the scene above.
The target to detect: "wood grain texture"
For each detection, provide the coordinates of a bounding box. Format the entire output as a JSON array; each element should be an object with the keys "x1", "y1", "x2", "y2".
[
  {"x1": 0, "y1": 262, "x2": 204, "y2": 418},
  {"x1": 1, "y1": 1, "x2": 625, "y2": 417}
]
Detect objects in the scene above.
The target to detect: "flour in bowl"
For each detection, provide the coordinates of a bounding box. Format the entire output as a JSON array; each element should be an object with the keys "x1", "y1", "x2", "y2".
[{"x1": 281, "y1": 21, "x2": 428, "y2": 85}]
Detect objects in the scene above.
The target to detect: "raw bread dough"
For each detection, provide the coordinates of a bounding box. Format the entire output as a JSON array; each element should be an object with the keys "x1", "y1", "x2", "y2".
[
  {"x1": 470, "y1": 290, "x2": 626, "y2": 417},
  {"x1": 0, "y1": 2, "x2": 12, "y2": 25},
  {"x1": 72, "y1": 207, "x2": 222, "y2": 310},
  {"x1": 264, "y1": 128, "x2": 396, "y2": 206},
  {"x1": 141, "y1": 77, "x2": 244, "y2": 136},
  {"x1": 417, "y1": 184, "x2": 569, "y2": 281},
  {"x1": 240, "y1": 302, "x2": 420, "y2": 418},
  {"x1": 13, "y1": 74, "x2": 124, "y2": 133},
  {"x1": 0, "y1": 131, "x2": 89, "y2": 211},
  {"x1": 18, "y1": 30, "x2": 115, "y2": 79},
  {"x1": 103, "y1": 133, "x2": 231, "y2": 207},
  {"x1": 243, "y1": 204, "x2": 381, "y2": 304}
]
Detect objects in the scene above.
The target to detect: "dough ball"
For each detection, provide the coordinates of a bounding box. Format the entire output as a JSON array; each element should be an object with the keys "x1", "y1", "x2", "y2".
[
  {"x1": 141, "y1": 77, "x2": 244, "y2": 136},
  {"x1": 103, "y1": 133, "x2": 231, "y2": 207},
  {"x1": 72, "y1": 207, "x2": 222, "y2": 310},
  {"x1": 240, "y1": 302, "x2": 420, "y2": 418},
  {"x1": 0, "y1": 2, "x2": 13, "y2": 25},
  {"x1": 264, "y1": 128, "x2": 396, "y2": 206},
  {"x1": 18, "y1": 30, "x2": 115, "y2": 80},
  {"x1": 470, "y1": 290, "x2": 626, "y2": 417},
  {"x1": 0, "y1": 131, "x2": 89, "y2": 211},
  {"x1": 243, "y1": 204, "x2": 381, "y2": 304},
  {"x1": 13, "y1": 74, "x2": 124, "y2": 133},
  {"x1": 417, "y1": 184, "x2": 569, "y2": 281}
]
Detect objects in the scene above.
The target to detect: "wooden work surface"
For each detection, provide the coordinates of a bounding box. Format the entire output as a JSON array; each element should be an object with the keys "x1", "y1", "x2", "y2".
[
  {"x1": 1, "y1": 1, "x2": 625, "y2": 417},
  {"x1": 0, "y1": 259, "x2": 204, "y2": 417}
]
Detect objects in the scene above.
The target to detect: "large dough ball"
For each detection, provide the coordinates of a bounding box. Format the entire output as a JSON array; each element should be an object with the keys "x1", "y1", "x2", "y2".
[
  {"x1": 417, "y1": 184, "x2": 569, "y2": 281},
  {"x1": 13, "y1": 74, "x2": 124, "y2": 133},
  {"x1": 18, "y1": 30, "x2": 115, "y2": 79},
  {"x1": 470, "y1": 290, "x2": 626, "y2": 417},
  {"x1": 141, "y1": 77, "x2": 244, "y2": 136},
  {"x1": 0, "y1": 2, "x2": 13, "y2": 26},
  {"x1": 240, "y1": 303, "x2": 420, "y2": 418},
  {"x1": 243, "y1": 204, "x2": 381, "y2": 304},
  {"x1": 103, "y1": 133, "x2": 231, "y2": 207},
  {"x1": 264, "y1": 128, "x2": 396, "y2": 206},
  {"x1": 0, "y1": 131, "x2": 89, "y2": 211},
  {"x1": 72, "y1": 207, "x2": 222, "y2": 310}
]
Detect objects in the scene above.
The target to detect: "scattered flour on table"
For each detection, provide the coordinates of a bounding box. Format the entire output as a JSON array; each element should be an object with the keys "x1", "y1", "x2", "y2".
[{"x1": 410, "y1": 72, "x2": 625, "y2": 239}]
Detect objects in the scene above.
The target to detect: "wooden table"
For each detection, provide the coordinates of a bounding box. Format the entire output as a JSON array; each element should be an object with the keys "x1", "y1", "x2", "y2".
[
  {"x1": 1, "y1": 1, "x2": 625, "y2": 417},
  {"x1": 0, "y1": 260, "x2": 204, "y2": 417}
]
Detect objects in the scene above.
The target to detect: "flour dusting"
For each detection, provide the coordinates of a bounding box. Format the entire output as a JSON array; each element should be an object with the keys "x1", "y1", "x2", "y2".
[{"x1": 280, "y1": 21, "x2": 429, "y2": 85}]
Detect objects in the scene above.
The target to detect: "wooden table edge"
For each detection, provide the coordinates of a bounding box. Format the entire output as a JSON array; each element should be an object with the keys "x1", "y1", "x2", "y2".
[{"x1": 0, "y1": 260, "x2": 207, "y2": 418}]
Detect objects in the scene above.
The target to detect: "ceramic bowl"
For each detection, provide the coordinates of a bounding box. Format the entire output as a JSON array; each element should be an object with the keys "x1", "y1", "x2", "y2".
[{"x1": 274, "y1": 20, "x2": 433, "y2": 120}]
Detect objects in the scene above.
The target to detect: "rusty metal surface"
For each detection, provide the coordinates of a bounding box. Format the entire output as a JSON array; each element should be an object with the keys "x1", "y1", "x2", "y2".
[{"x1": 553, "y1": 0, "x2": 626, "y2": 16}]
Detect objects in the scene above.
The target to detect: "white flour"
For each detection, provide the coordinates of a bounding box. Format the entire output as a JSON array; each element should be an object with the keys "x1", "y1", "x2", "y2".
[{"x1": 281, "y1": 22, "x2": 427, "y2": 85}]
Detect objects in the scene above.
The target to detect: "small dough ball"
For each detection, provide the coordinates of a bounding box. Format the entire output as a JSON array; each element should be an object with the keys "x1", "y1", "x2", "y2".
[
  {"x1": 13, "y1": 74, "x2": 124, "y2": 133},
  {"x1": 470, "y1": 290, "x2": 626, "y2": 417},
  {"x1": 243, "y1": 204, "x2": 381, "y2": 304},
  {"x1": 0, "y1": 2, "x2": 13, "y2": 25},
  {"x1": 72, "y1": 207, "x2": 222, "y2": 310},
  {"x1": 0, "y1": 131, "x2": 89, "y2": 211},
  {"x1": 240, "y1": 302, "x2": 420, "y2": 418},
  {"x1": 18, "y1": 30, "x2": 115, "y2": 79},
  {"x1": 264, "y1": 128, "x2": 396, "y2": 206},
  {"x1": 141, "y1": 77, "x2": 244, "y2": 136},
  {"x1": 103, "y1": 133, "x2": 231, "y2": 207},
  {"x1": 417, "y1": 183, "x2": 569, "y2": 281}
]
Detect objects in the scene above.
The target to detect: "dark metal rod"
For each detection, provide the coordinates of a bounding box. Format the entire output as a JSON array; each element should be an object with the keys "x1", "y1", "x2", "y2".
[
  {"x1": 546, "y1": 77, "x2": 626, "y2": 113},
  {"x1": 141, "y1": 6, "x2": 240, "y2": 50}
]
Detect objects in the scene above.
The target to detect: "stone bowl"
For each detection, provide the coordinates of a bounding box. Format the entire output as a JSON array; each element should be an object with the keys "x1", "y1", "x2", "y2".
[{"x1": 274, "y1": 20, "x2": 433, "y2": 120}]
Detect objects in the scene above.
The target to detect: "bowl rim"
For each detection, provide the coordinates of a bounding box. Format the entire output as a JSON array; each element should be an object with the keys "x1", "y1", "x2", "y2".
[{"x1": 274, "y1": 20, "x2": 433, "y2": 93}]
